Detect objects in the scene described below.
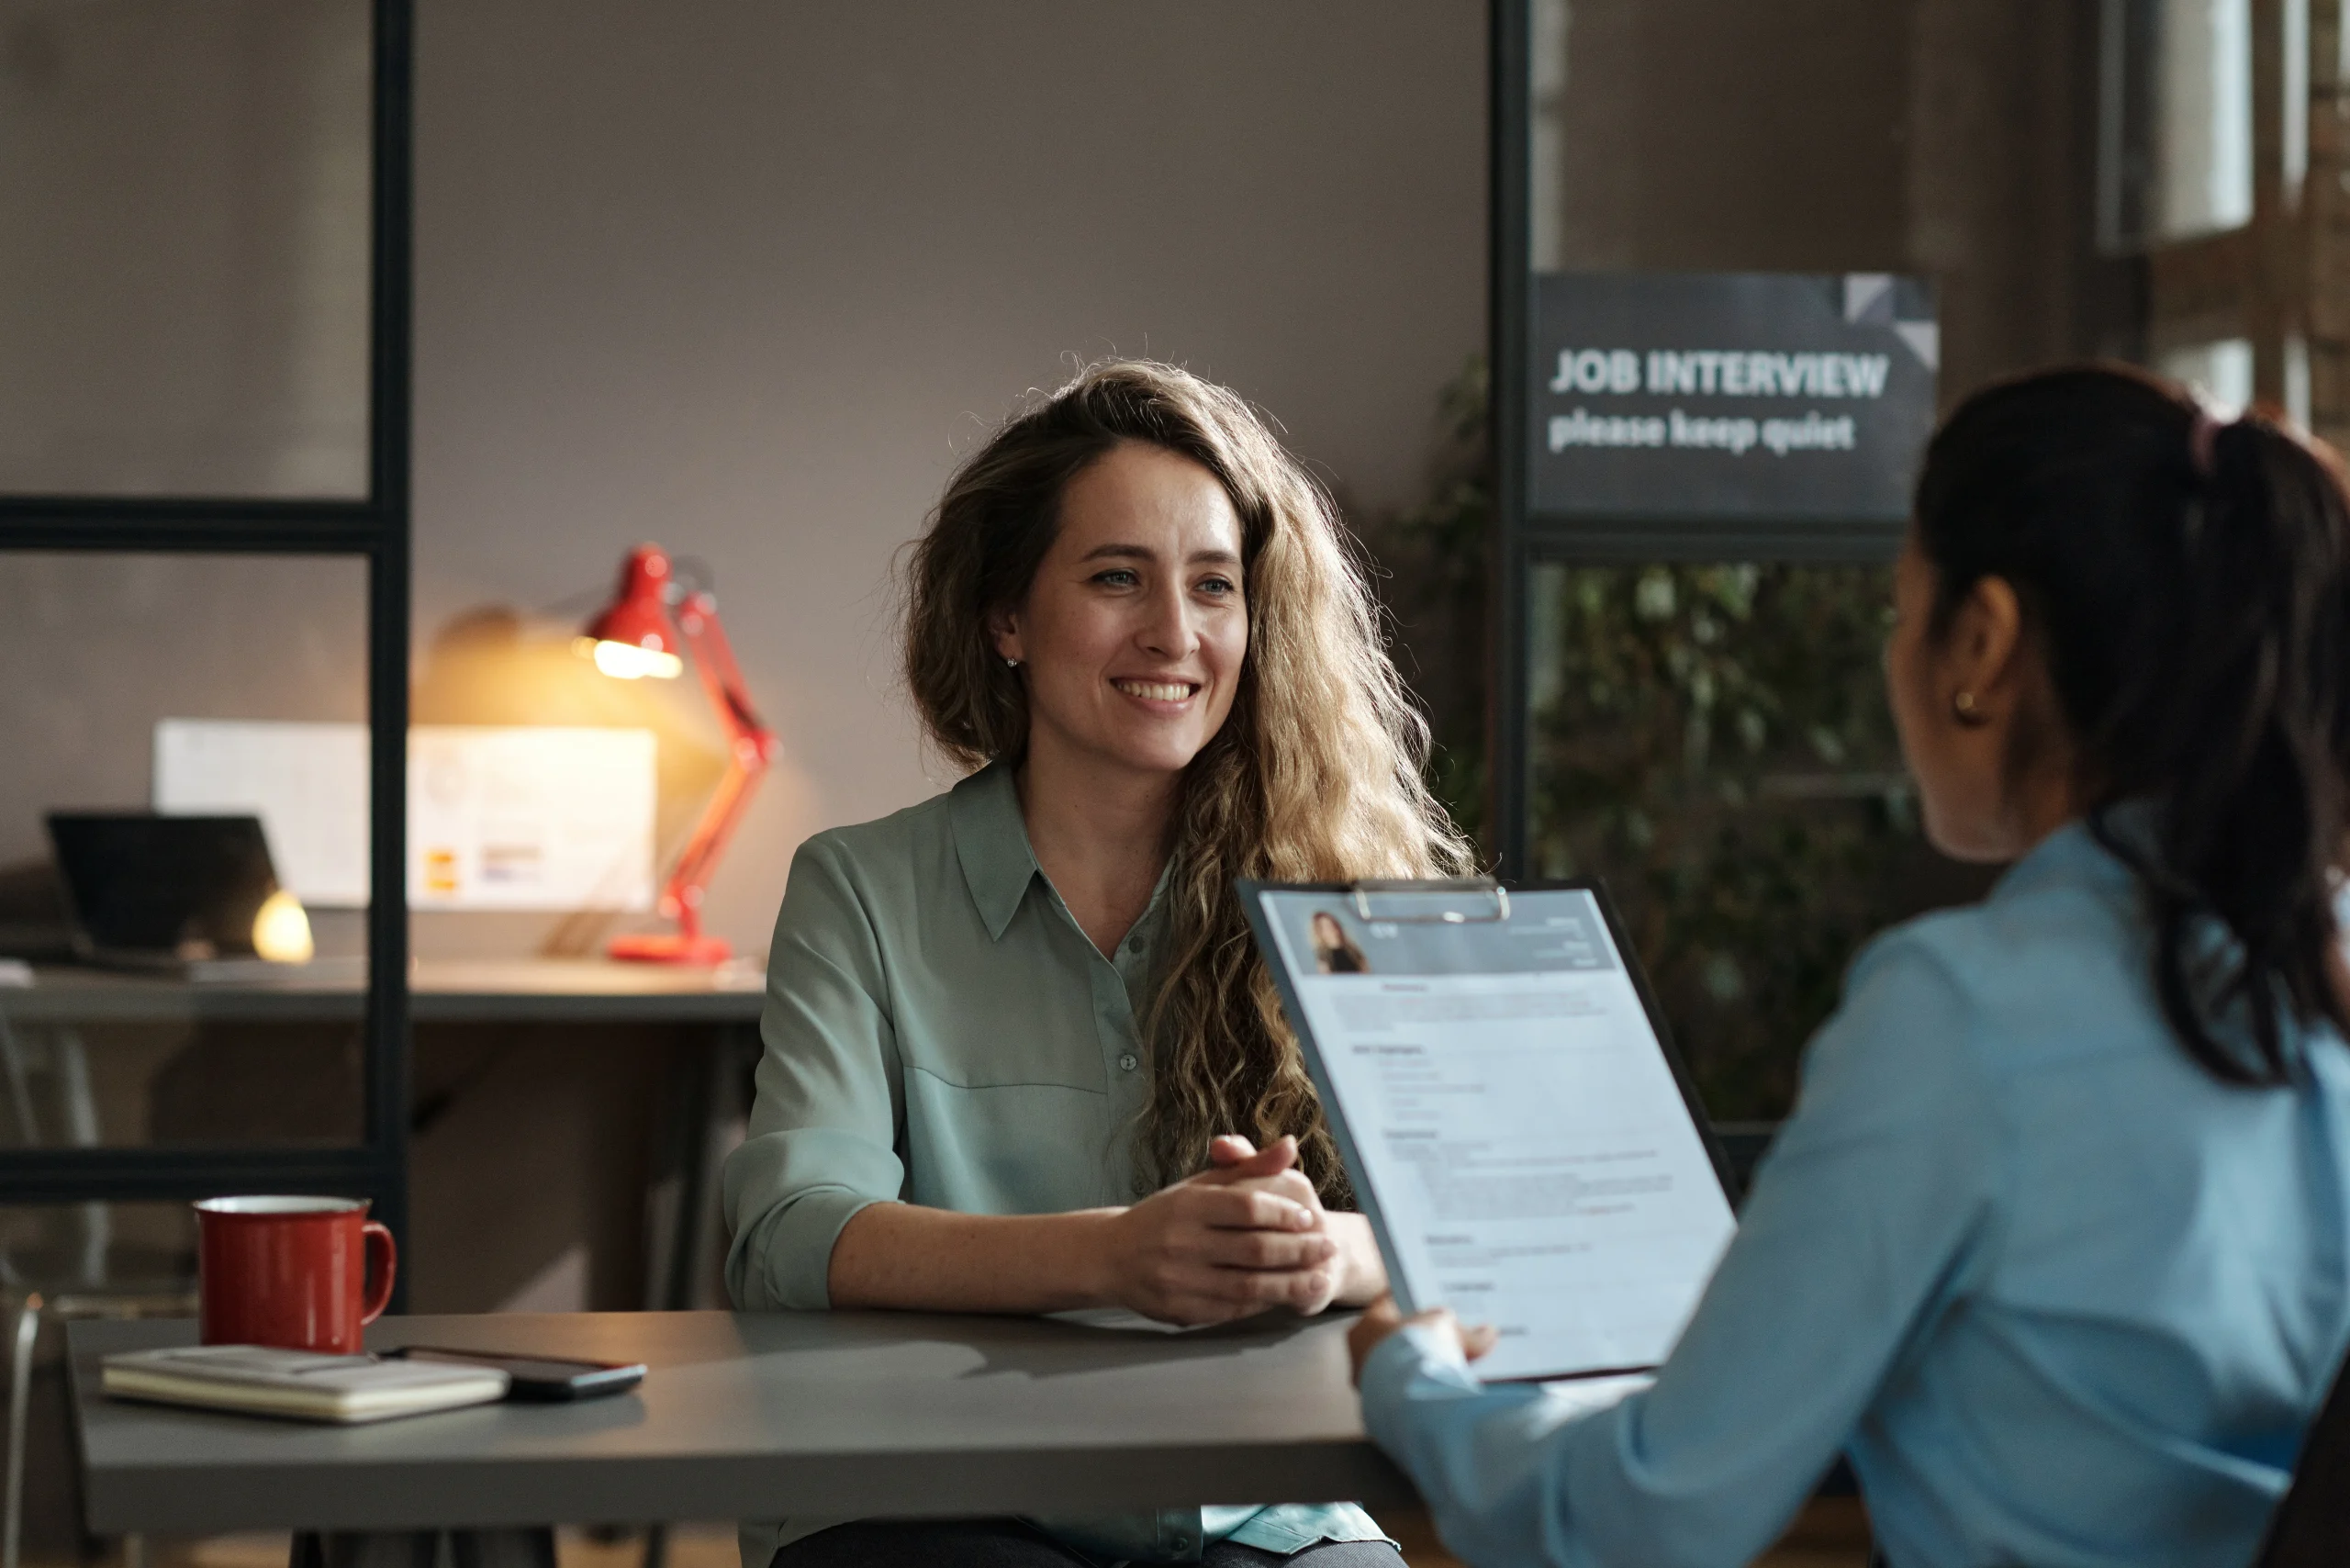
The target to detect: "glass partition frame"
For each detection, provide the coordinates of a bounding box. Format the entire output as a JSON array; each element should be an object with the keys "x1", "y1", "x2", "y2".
[
  {"x1": 1487, "y1": 0, "x2": 1912, "y2": 1174},
  {"x1": 1486, "y1": 0, "x2": 1908, "y2": 885},
  {"x1": 0, "y1": 1, "x2": 411, "y2": 1295}
]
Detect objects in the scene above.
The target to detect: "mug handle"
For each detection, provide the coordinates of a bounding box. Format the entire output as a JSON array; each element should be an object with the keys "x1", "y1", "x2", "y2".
[{"x1": 360, "y1": 1220, "x2": 397, "y2": 1326}]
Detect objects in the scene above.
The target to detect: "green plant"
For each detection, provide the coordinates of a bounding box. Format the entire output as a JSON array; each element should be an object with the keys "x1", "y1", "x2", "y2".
[
  {"x1": 1530, "y1": 562, "x2": 1950, "y2": 1118},
  {"x1": 1369, "y1": 356, "x2": 1493, "y2": 852}
]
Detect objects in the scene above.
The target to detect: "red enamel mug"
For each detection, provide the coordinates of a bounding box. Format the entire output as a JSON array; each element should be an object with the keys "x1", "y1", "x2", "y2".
[{"x1": 196, "y1": 1196, "x2": 396, "y2": 1355}]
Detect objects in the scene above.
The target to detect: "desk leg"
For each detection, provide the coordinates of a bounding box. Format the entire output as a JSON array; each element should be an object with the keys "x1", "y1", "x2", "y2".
[
  {"x1": 53, "y1": 1029, "x2": 108, "y2": 1286},
  {"x1": 291, "y1": 1529, "x2": 554, "y2": 1568},
  {"x1": 658, "y1": 1023, "x2": 754, "y2": 1313},
  {"x1": 451, "y1": 1529, "x2": 559, "y2": 1568},
  {"x1": 290, "y1": 1532, "x2": 437, "y2": 1568},
  {"x1": 655, "y1": 1027, "x2": 716, "y2": 1316}
]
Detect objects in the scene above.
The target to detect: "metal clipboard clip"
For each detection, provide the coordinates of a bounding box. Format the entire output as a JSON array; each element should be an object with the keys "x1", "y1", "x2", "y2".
[{"x1": 1347, "y1": 879, "x2": 1512, "y2": 924}]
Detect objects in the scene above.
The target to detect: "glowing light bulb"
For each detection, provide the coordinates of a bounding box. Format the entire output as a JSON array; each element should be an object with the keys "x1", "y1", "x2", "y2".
[
  {"x1": 252, "y1": 890, "x2": 315, "y2": 964},
  {"x1": 575, "y1": 635, "x2": 683, "y2": 680}
]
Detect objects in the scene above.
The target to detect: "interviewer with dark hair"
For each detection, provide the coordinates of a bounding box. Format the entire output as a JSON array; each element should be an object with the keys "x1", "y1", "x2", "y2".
[{"x1": 1348, "y1": 364, "x2": 2350, "y2": 1568}]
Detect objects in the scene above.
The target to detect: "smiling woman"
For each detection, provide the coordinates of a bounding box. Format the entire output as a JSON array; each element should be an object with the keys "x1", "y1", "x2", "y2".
[{"x1": 724, "y1": 360, "x2": 1469, "y2": 1568}]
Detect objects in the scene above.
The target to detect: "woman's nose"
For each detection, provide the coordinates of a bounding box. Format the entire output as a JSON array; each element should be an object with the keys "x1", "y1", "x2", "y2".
[{"x1": 1138, "y1": 581, "x2": 1199, "y2": 656}]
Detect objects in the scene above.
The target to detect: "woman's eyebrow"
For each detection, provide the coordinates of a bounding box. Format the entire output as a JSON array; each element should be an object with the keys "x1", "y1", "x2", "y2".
[{"x1": 1075, "y1": 543, "x2": 1241, "y2": 566}]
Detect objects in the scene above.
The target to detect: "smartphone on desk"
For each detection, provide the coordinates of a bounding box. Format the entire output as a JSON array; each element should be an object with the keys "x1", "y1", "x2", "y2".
[{"x1": 389, "y1": 1347, "x2": 646, "y2": 1401}]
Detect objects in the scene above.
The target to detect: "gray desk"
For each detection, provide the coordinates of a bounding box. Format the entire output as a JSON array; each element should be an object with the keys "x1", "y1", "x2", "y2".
[
  {"x1": 67, "y1": 1310, "x2": 1412, "y2": 1534},
  {"x1": 0, "y1": 959, "x2": 768, "y2": 1026}
]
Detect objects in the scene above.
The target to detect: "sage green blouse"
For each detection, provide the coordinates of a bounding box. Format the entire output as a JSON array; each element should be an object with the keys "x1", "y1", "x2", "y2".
[{"x1": 722, "y1": 760, "x2": 1386, "y2": 1566}]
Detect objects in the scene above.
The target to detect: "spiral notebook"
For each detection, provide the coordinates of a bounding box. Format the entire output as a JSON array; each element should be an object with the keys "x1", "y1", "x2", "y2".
[{"x1": 102, "y1": 1344, "x2": 509, "y2": 1424}]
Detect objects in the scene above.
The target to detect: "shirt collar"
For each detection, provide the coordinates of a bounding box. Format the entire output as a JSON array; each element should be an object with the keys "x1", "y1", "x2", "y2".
[
  {"x1": 950, "y1": 759, "x2": 1042, "y2": 941},
  {"x1": 1990, "y1": 809, "x2": 2142, "y2": 903}
]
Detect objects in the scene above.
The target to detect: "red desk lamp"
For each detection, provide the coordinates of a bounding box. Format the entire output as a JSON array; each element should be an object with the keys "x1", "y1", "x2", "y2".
[{"x1": 578, "y1": 544, "x2": 777, "y2": 964}]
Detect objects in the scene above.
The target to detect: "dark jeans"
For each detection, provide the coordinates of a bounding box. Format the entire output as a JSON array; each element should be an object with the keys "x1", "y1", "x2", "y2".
[{"x1": 771, "y1": 1519, "x2": 1405, "y2": 1568}]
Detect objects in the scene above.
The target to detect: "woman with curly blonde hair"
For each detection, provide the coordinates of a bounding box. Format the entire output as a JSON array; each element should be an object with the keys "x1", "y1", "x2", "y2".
[{"x1": 724, "y1": 359, "x2": 1468, "y2": 1568}]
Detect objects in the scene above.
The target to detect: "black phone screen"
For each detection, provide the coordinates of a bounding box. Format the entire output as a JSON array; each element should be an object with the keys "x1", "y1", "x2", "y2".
[{"x1": 393, "y1": 1346, "x2": 645, "y2": 1399}]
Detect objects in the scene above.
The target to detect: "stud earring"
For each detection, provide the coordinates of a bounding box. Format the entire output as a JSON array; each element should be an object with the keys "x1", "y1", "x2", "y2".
[
  {"x1": 1953, "y1": 690, "x2": 1986, "y2": 725},
  {"x1": 1004, "y1": 656, "x2": 1020, "y2": 669}
]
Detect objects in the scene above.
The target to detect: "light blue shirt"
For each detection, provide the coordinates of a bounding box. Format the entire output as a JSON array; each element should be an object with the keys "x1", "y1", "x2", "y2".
[
  {"x1": 725, "y1": 762, "x2": 1387, "y2": 1565},
  {"x1": 1360, "y1": 820, "x2": 2350, "y2": 1568}
]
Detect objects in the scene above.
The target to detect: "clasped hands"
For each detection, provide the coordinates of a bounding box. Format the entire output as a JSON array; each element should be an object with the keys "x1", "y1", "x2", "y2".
[
  {"x1": 1100, "y1": 1133, "x2": 1374, "y2": 1327},
  {"x1": 1095, "y1": 1135, "x2": 1506, "y2": 1371},
  {"x1": 1098, "y1": 1133, "x2": 1504, "y2": 1374}
]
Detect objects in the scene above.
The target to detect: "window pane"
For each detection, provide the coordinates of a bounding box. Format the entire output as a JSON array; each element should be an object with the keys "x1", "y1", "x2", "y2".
[
  {"x1": 2101, "y1": 0, "x2": 2255, "y2": 249},
  {"x1": 0, "y1": 552, "x2": 370, "y2": 1148},
  {"x1": 2157, "y1": 338, "x2": 2255, "y2": 417},
  {"x1": 0, "y1": 0, "x2": 371, "y2": 498},
  {"x1": 1527, "y1": 561, "x2": 1990, "y2": 1122},
  {"x1": 0, "y1": 1198, "x2": 196, "y2": 1294}
]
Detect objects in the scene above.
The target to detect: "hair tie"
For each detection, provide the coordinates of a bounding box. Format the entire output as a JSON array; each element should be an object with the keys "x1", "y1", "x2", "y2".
[{"x1": 2188, "y1": 409, "x2": 2223, "y2": 480}]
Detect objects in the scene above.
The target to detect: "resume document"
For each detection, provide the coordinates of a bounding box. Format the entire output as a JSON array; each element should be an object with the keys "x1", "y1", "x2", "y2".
[{"x1": 1254, "y1": 887, "x2": 1738, "y2": 1383}]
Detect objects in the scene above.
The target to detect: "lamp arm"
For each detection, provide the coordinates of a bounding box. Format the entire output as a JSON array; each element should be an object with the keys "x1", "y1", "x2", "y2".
[
  {"x1": 677, "y1": 590, "x2": 769, "y2": 744},
  {"x1": 659, "y1": 593, "x2": 778, "y2": 939}
]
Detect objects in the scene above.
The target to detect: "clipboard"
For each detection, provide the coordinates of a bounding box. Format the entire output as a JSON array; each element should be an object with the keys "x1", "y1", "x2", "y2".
[{"x1": 1240, "y1": 876, "x2": 1740, "y2": 1383}]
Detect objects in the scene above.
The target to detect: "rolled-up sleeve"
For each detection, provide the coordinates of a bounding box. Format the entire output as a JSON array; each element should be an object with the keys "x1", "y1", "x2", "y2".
[
  {"x1": 1358, "y1": 933, "x2": 2006, "y2": 1568},
  {"x1": 722, "y1": 837, "x2": 908, "y2": 1311}
]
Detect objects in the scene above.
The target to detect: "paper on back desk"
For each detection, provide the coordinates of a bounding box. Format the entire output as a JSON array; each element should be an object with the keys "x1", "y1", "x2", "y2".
[{"x1": 154, "y1": 719, "x2": 657, "y2": 912}]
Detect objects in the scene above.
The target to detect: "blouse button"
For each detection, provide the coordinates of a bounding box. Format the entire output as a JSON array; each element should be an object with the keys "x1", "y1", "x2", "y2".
[{"x1": 1119, "y1": 1052, "x2": 1138, "y2": 1072}]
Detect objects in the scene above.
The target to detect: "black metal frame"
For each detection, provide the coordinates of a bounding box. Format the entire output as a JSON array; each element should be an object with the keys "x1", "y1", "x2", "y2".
[
  {"x1": 1489, "y1": 0, "x2": 1534, "y2": 880},
  {"x1": 0, "y1": 1, "x2": 413, "y2": 1294}
]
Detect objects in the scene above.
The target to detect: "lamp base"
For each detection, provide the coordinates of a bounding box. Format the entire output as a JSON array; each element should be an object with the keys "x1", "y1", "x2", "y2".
[{"x1": 607, "y1": 931, "x2": 733, "y2": 965}]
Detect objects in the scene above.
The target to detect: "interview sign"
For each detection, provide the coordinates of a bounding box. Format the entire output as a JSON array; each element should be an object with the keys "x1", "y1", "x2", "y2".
[{"x1": 1531, "y1": 272, "x2": 1938, "y2": 525}]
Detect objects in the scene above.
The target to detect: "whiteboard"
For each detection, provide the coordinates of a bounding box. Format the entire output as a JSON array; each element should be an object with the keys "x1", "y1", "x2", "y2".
[
  {"x1": 154, "y1": 720, "x2": 370, "y2": 905},
  {"x1": 408, "y1": 726, "x2": 656, "y2": 911}
]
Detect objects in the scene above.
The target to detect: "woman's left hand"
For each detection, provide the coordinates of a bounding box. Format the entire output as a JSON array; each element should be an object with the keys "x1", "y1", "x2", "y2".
[{"x1": 1345, "y1": 1294, "x2": 1499, "y2": 1385}]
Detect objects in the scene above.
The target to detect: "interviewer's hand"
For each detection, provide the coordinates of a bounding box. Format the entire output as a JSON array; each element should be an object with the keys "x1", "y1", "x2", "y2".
[
  {"x1": 1347, "y1": 1294, "x2": 1498, "y2": 1385},
  {"x1": 1100, "y1": 1136, "x2": 1337, "y2": 1326}
]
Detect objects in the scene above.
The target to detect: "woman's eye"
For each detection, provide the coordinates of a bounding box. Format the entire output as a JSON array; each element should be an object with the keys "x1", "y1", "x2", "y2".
[
  {"x1": 1093, "y1": 568, "x2": 1139, "y2": 588},
  {"x1": 1197, "y1": 576, "x2": 1237, "y2": 598}
]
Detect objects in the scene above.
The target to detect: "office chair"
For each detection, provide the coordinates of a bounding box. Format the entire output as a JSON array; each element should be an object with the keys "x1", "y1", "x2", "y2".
[
  {"x1": 2255, "y1": 1351, "x2": 2350, "y2": 1567},
  {"x1": 0, "y1": 1008, "x2": 196, "y2": 1568}
]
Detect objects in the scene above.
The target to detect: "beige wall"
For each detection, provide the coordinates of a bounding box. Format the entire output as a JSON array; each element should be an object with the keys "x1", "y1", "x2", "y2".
[
  {"x1": 412, "y1": 0, "x2": 1489, "y2": 956},
  {"x1": 1538, "y1": 0, "x2": 2102, "y2": 404}
]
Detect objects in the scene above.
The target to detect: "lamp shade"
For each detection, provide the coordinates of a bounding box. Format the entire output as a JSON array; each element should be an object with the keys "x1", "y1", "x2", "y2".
[{"x1": 581, "y1": 545, "x2": 684, "y2": 679}]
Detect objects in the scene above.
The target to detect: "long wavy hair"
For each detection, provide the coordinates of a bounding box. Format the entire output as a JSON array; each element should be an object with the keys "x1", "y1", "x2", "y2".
[
  {"x1": 1914, "y1": 364, "x2": 2350, "y2": 1083},
  {"x1": 902, "y1": 360, "x2": 1471, "y2": 1200}
]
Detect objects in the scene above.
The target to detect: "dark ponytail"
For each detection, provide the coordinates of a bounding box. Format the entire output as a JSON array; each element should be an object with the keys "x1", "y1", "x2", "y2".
[{"x1": 1914, "y1": 364, "x2": 2350, "y2": 1084}]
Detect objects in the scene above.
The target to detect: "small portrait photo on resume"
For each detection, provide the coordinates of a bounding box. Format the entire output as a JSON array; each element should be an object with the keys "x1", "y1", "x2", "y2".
[{"x1": 1310, "y1": 910, "x2": 1371, "y2": 975}]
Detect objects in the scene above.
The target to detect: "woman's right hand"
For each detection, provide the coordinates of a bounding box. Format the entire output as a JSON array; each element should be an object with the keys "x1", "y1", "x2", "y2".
[{"x1": 1098, "y1": 1137, "x2": 1339, "y2": 1325}]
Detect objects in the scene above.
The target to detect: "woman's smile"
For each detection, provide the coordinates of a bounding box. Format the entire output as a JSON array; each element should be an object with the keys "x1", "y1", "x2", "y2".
[{"x1": 1112, "y1": 677, "x2": 1203, "y2": 707}]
